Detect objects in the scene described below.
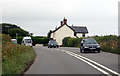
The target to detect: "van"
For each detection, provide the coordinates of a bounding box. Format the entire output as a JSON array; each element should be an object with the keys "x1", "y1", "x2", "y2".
[{"x1": 21, "y1": 37, "x2": 33, "y2": 47}]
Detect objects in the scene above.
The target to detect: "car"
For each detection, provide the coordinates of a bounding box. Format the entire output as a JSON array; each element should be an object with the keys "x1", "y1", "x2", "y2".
[
  {"x1": 80, "y1": 38, "x2": 100, "y2": 53},
  {"x1": 48, "y1": 40, "x2": 59, "y2": 48},
  {"x1": 21, "y1": 37, "x2": 33, "y2": 47},
  {"x1": 11, "y1": 39, "x2": 17, "y2": 44}
]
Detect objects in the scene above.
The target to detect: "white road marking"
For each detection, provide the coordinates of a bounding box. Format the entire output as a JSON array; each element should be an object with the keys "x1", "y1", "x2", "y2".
[
  {"x1": 69, "y1": 51, "x2": 120, "y2": 75},
  {"x1": 66, "y1": 51, "x2": 110, "y2": 75},
  {"x1": 59, "y1": 49, "x2": 120, "y2": 75}
]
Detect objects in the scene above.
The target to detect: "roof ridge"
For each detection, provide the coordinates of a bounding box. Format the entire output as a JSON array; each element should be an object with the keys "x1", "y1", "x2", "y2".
[{"x1": 70, "y1": 26, "x2": 86, "y2": 27}]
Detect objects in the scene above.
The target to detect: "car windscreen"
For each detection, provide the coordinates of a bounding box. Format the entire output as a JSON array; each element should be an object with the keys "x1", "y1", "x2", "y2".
[
  {"x1": 50, "y1": 41, "x2": 57, "y2": 44},
  {"x1": 84, "y1": 39, "x2": 98, "y2": 44},
  {"x1": 25, "y1": 39, "x2": 32, "y2": 43}
]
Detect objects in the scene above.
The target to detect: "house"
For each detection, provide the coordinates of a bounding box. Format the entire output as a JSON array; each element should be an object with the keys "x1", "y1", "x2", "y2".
[{"x1": 50, "y1": 18, "x2": 88, "y2": 45}]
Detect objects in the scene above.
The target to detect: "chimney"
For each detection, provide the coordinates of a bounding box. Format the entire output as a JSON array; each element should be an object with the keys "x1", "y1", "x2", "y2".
[
  {"x1": 55, "y1": 26, "x2": 57, "y2": 29},
  {"x1": 60, "y1": 21, "x2": 63, "y2": 26},
  {"x1": 72, "y1": 24, "x2": 73, "y2": 27},
  {"x1": 63, "y1": 17, "x2": 67, "y2": 24}
]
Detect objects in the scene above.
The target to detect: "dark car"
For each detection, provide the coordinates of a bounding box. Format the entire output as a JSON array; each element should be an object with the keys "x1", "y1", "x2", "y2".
[
  {"x1": 48, "y1": 40, "x2": 59, "y2": 48},
  {"x1": 80, "y1": 38, "x2": 100, "y2": 53}
]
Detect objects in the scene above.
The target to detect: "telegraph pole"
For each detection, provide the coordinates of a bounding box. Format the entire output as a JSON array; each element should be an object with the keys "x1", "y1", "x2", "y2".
[{"x1": 16, "y1": 33, "x2": 18, "y2": 44}]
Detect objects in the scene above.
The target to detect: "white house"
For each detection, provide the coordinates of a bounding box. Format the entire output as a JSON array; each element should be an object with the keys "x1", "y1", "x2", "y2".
[{"x1": 50, "y1": 18, "x2": 88, "y2": 46}]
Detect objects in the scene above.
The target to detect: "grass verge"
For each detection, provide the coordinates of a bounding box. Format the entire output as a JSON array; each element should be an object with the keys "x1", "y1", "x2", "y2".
[{"x1": 2, "y1": 34, "x2": 36, "y2": 75}]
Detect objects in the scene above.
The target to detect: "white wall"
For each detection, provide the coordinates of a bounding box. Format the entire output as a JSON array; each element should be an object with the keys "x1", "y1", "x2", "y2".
[
  {"x1": 76, "y1": 33, "x2": 88, "y2": 38},
  {"x1": 85, "y1": 33, "x2": 88, "y2": 37},
  {"x1": 51, "y1": 33, "x2": 53, "y2": 38},
  {"x1": 50, "y1": 25, "x2": 89, "y2": 45},
  {"x1": 76, "y1": 33, "x2": 82, "y2": 38},
  {"x1": 51, "y1": 24, "x2": 75, "y2": 45}
]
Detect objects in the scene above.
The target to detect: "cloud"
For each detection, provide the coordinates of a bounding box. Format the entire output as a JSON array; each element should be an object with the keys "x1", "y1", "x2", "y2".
[{"x1": 2, "y1": 0, "x2": 119, "y2": 36}]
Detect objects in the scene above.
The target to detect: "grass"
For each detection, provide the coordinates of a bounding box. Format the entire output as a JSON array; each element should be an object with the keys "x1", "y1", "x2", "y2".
[
  {"x1": 99, "y1": 40, "x2": 119, "y2": 54},
  {"x1": 0, "y1": 34, "x2": 2, "y2": 75},
  {"x1": 2, "y1": 34, "x2": 36, "y2": 75},
  {"x1": 94, "y1": 35, "x2": 119, "y2": 54}
]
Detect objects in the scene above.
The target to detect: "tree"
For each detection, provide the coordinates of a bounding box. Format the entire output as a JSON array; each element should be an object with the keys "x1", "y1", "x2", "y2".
[
  {"x1": 1, "y1": 23, "x2": 20, "y2": 34},
  {"x1": 1, "y1": 23, "x2": 30, "y2": 38},
  {"x1": 47, "y1": 30, "x2": 52, "y2": 39},
  {"x1": 29, "y1": 33, "x2": 33, "y2": 36},
  {"x1": 8, "y1": 28, "x2": 29, "y2": 37}
]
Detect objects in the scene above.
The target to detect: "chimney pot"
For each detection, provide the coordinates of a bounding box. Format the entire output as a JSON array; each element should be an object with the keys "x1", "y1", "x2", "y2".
[
  {"x1": 60, "y1": 21, "x2": 63, "y2": 26},
  {"x1": 63, "y1": 17, "x2": 67, "y2": 24},
  {"x1": 72, "y1": 24, "x2": 73, "y2": 27}
]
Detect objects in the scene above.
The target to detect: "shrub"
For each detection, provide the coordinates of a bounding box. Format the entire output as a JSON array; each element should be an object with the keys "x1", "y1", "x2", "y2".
[
  {"x1": 32, "y1": 37, "x2": 48, "y2": 45},
  {"x1": 62, "y1": 37, "x2": 71, "y2": 47},
  {"x1": 62, "y1": 37, "x2": 82, "y2": 47},
  {"x1": 2, "y1": 34, "x2": 11, "y2": 44}
]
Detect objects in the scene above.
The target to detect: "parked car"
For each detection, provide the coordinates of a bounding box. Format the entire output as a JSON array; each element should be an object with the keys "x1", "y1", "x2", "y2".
[
  {"x1": 80, "y1": 38, "x2": 100, "y2": 53},
  {"x1": 11, "y1": 39, "x2": 17, "y2": 44},
  {"x1": 21, "y1": 37, "x2": 33, "y2": 47},
  {"x1": 48, "y1": 40, "x2": 59, "y2": 48}
]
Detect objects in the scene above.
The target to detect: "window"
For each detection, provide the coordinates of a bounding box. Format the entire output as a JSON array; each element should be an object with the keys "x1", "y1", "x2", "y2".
[{"x1": 82, "y1": 33, "x2": 85, "y2": 37}]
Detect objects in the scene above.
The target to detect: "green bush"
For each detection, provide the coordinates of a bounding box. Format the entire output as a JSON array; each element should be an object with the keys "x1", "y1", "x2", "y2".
[
  {"x1": 62, "y1": 37, "x2": 82, "y2": 47},
  {"x1": 62, "y1": 37, "x2": 71, "y2": 47},
  {"x1": 32, "y1": 36, "x2": 48, "y2": 45},
  {"x1": 94, "y1": 35, "x2": 118, "y2": 42}
]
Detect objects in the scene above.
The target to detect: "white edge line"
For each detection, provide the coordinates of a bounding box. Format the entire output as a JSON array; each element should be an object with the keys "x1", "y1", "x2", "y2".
[
  {"x1": 66, "y1": 52, "x2": 110, "y2": 75},
  {"x1": 68, "y1": 51, "x2": 120, "y2": 75},
  {"x1": 58, "y1": 49, "x2": 119, "y2": 75}
]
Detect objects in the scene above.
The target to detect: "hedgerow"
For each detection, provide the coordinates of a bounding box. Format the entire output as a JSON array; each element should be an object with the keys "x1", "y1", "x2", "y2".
[{"x1": 62, "y1": 35, "x2": 119, "y2": 54}]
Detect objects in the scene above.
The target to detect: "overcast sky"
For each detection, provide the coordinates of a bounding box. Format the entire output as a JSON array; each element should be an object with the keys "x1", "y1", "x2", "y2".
[{"x1": 1, "y1": 0, "x2": 119, "y2": 36}]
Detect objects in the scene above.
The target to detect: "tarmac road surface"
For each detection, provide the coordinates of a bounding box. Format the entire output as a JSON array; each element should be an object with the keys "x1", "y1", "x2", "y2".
[{"x1": 25, "y1": 46, "x2": 119, "y2": 75}]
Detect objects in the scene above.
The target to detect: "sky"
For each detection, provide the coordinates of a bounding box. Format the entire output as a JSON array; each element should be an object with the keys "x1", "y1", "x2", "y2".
[{"x1": 1, "y1": 0, "x2": 119, "y2": 36}]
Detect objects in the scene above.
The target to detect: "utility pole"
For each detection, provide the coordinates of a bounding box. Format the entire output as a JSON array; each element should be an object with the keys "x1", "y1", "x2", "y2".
[{"x1": 16, "y1": 33, "x2": 18, "y2": 44}]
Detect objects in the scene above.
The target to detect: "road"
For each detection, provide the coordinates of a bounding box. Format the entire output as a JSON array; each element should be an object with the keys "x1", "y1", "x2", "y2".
[{"x1": 25, "y1": 46, "x2": 119, "y2": 75}]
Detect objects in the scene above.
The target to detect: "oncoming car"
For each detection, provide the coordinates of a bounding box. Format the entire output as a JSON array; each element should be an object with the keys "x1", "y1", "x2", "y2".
[
  {"x1": 48, "y1": 40, "x2": 59, "y2": 48},
  {"x1": 80, "y1": 38, "x2": 100, "y2": 53}
]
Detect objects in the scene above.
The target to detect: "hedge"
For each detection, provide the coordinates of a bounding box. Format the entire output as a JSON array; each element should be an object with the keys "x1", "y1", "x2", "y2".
[
  {"x1": 62, "y1": 37, "x2": 82, "y2": 47},
  {"x1": 62, "y1": 35, "x2": 120, "y2": 54},
  {"x1": 13, "y1": 36, "x2": 49, "y2": 46}
]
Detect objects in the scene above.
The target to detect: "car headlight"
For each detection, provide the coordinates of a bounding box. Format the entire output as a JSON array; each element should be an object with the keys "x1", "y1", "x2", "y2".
[
  {"x1": 97, "y1": 46, "x2": 100, "y2": 48},
  {"x1": 84, "y1": 46, "x2": 89, "y2": 48}
]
